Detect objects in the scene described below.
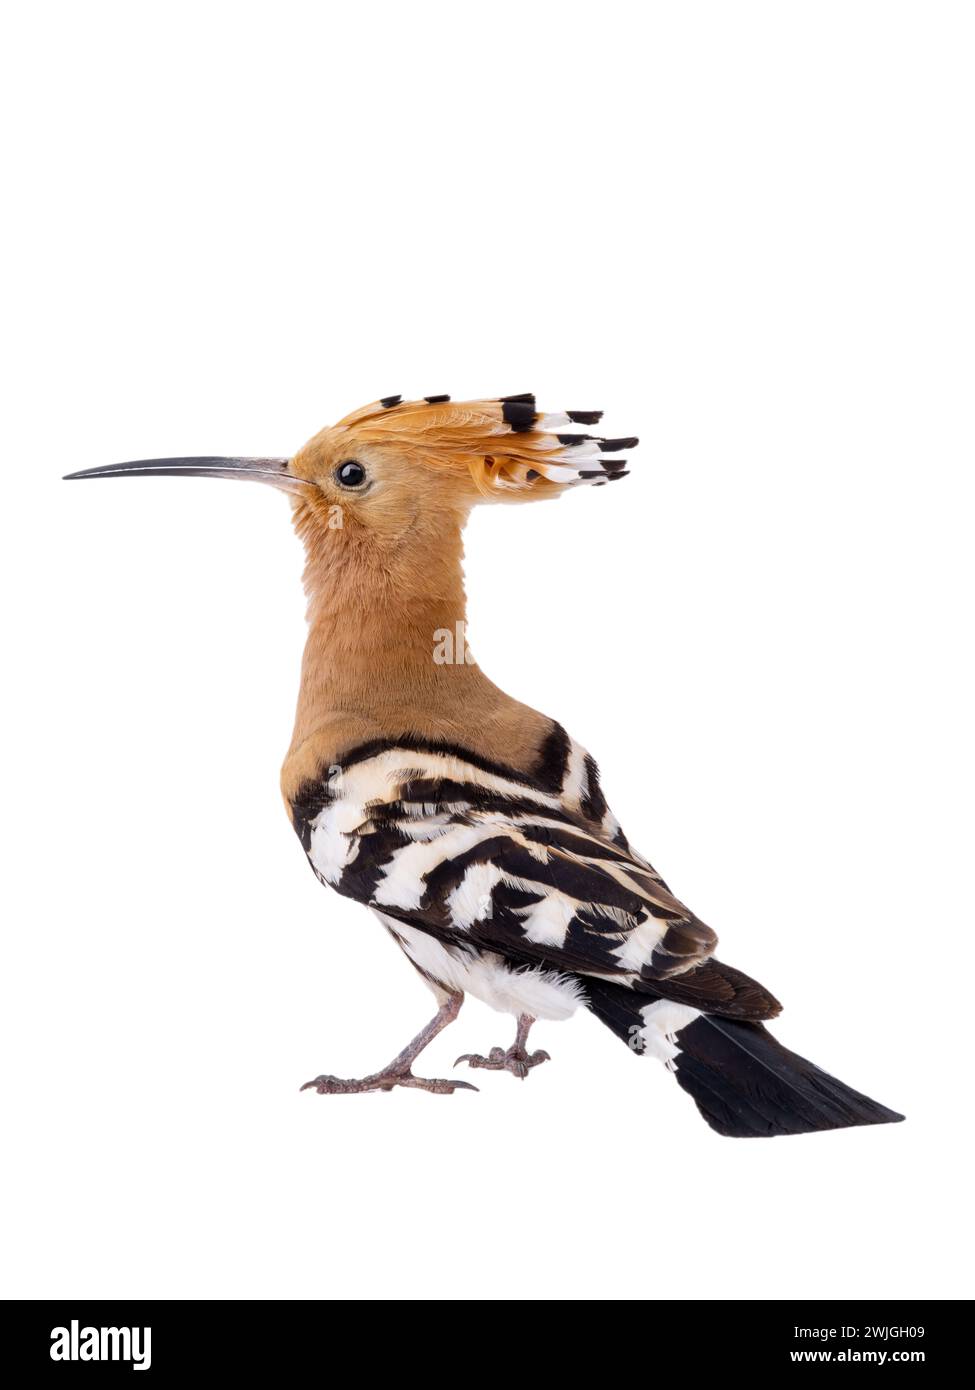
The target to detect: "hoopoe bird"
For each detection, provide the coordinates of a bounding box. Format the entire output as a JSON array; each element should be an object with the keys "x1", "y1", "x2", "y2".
[{"x1": 67, "y1": 393, "x2": 903, "y2": 1137}]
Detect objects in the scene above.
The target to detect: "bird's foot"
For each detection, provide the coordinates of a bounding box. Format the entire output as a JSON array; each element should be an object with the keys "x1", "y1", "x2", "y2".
[
  {"x1": 454, "y1": 1045, "x2": 551, "y2": 1080},
  {"x1": 300, "y1": 1067, "x2": 478, "y2": 1096},
  {"x1": 302, "y1": 995, "x2": 475, "y2": 1095}
]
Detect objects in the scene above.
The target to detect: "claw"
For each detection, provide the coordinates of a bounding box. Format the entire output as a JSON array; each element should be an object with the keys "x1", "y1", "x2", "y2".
[
  {"x1": 398, "y1": 1076, "x2": 479, "y2": 1094},
  {"x1": 454, "y1": 1046, "x2": 551, "y2": 1078},
  {"x1": 301, "y1": 1070, "x2": 477, "y2": 1096},
  {"x1": 300, "y1": 1073, "x2": 353, "y2": 1095}
]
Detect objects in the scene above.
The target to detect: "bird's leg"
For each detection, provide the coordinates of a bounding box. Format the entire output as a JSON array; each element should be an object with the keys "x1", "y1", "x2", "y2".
[
  {"x1": 301, "y1": 990, "x2": 477, "y2": 1096},
  {"x1": 455, "y1": 1013, "x2": 551, "y2": 1080}
]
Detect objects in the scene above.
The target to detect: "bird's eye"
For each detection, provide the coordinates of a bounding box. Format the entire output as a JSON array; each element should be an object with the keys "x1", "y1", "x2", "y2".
[{"x1": 336, "y1": 460, "x2": 367, "y2": 489}]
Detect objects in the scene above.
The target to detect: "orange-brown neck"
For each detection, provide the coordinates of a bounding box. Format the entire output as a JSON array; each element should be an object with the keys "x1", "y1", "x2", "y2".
[{"x1": 284, "y1": 503, "x2": 491, "y2": 772}]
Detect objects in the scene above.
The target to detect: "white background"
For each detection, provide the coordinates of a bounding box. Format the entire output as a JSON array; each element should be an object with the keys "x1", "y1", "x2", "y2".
[{"x1": 2, "y1": 2, "x2": 972, "y2": 1301}]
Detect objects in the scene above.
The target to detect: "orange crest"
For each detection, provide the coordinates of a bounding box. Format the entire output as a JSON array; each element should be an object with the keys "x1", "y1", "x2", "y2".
[{"x1": 331, "y1": 393, "x2": 637, "y2": 497}]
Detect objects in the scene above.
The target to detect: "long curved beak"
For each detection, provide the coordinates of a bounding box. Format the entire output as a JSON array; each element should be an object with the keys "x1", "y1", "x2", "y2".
[{"x1": 63, "y1": 456, "x2": 305, "y2": 493}]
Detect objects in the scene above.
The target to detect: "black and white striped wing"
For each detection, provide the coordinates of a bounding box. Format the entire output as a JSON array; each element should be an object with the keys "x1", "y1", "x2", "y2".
[{"x1": 292, "y1": 739, "x2": 717, "y2": 986}]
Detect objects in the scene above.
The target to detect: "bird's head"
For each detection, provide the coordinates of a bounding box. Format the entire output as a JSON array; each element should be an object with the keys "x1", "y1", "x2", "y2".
[
  {"x1": 288, "y1": 392, "x2": 635, "y2": 526},
  {"x1": 65, "y1": 393, "x2": 636, "y2": 558}
]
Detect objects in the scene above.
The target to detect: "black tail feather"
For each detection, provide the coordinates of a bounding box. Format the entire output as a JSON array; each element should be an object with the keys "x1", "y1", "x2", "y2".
[
  {"x1": 673, "y1": 1015, "x2": 904, "y2": 1138},
  {"x1": 585, "y1": 977, "x2": 904, "y2": 1138}
]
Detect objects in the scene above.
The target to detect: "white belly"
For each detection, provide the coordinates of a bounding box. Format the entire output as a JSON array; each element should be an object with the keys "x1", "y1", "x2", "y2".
[{"x1": 377, "y1": 914, "x2": 585, "y2": 1022}]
